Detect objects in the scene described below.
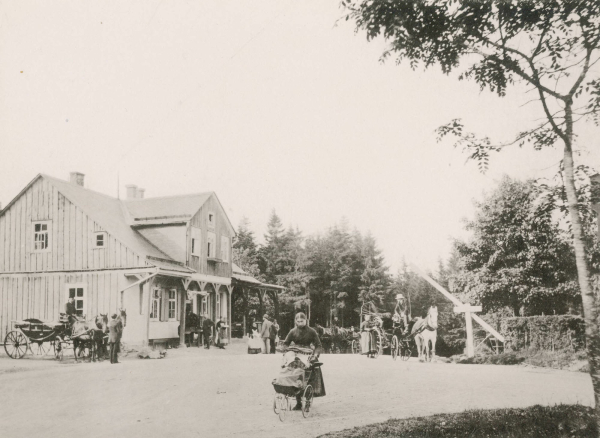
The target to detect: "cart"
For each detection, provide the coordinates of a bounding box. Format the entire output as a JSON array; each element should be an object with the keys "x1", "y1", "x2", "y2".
[{"x1": 3, "y1": 319, "x2": 69, "y2": 360}]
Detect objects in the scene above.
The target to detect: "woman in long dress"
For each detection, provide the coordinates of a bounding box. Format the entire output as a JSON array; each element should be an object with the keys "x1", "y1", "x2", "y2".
[
  {"x1": 247, "y1": 323, "x2": 263, "y2": 353},
  {"x1": 360, "y1": 315, "x2": 373, "y2": 355},
  {"x1": 282, "y1": 312, "x2": 325, "y2": 411}
]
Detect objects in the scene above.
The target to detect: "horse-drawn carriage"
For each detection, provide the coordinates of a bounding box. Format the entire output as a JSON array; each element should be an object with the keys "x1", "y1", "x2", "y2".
[
  {"x1": 4, "y1": 319, "x2": 69, "y2": 360},
  {"x1": 315, "y1": 324, "x2": 354, "y2": 354},
  {"x1": 3, "y1": 310, "x2": 126, "y2": 362},
  {"x1": 357, "y1": 302, "x2": 412, "y2": 360}
]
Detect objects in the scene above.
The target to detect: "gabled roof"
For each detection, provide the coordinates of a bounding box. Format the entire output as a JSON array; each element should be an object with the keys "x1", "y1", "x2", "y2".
[
  {"x1": 43, "y1": 175, "x2": 171, "y2": 261},
  {"x1": 124, "y1": 192, "x2": 212, "y2": 221}
]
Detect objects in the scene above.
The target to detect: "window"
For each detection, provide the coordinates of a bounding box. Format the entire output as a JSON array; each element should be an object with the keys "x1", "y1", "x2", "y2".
[
  {"x1": 150, "y1": 289, "x2": 162, "y2": 320},
  {"x1": 216, "y1": 293, "x2": 221, "y2": 320},
  {"x1": 94, "y1": 232, "x2": 106, "y2": 248},
  {"x1": 220, "y1": 236, "x2": 229, "y2": 262},
  {"x1": 33, "y1": 221, "x2": 51, "y2": 252},
  {"x1": 168, "y1": 290, "x2": 177, "y2": 320},
  {"x1": 191, "y1": 227, "x2": 201, "y2": 257},
  {"x1": 67, "y1": 285, "x2": 86, "y2": 316},
  {"x1": 201, "y1": 296, "x2": 207, "y2": 316},
  {"x1": 207, "y1": 232, "x2": 216, "y2": 258},
  {"x1": 208, "y1": 211, "x2": 215, "y2": 229}
]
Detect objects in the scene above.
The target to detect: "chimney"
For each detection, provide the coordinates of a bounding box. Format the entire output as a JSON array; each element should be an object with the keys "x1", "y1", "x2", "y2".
[
  {"x1": 126, "y1": 184, "x2": 138, "y2": 199},
  {"x1": 137, "y1": 188, "x2": 145, "y2": 199},
  {"x1": 70, "y1": 172, "x2": 85, "y2": 187}
]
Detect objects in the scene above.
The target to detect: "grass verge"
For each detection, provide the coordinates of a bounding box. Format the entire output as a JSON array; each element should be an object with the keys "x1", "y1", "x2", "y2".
[
  {"x1": 451, "y1": 349, "x2": 588, "y2": 371},
  {"x1": 318, "y1": 404, "x2": 595, "y2": 438}
]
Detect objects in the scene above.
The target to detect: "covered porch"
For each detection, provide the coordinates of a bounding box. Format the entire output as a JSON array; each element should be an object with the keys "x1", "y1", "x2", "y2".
[{"x1": 230, "y1": 263, "x2": 285, "y2": 336}]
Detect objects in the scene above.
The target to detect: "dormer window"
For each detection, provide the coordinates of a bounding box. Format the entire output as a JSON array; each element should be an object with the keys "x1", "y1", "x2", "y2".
[{"x1": 94, "y1": 232, "x2": 107, "y2": 248}]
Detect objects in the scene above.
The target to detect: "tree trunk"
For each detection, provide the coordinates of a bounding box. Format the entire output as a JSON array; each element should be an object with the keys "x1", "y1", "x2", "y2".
[
  {"x1": 563, "y1": 104, "x2": 600, "y2": 425},
  {"x1": 269, "y1": 290, "x2": 280, "y2": 321}
]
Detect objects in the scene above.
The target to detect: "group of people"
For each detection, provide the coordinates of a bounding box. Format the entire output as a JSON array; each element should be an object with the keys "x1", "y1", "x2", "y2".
[
  {"x1": 360, "y1": 294, "x2": 409, "y2": 356},
  {"x1": 183, "y1": 308, "x2": 229, "y2": 349},
  {"x1": 248, "y1": 314, "x2": 280, "y2": 354}
]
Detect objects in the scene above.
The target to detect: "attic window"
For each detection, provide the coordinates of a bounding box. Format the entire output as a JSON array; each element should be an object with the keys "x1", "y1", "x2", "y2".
[
  {"x1": 94, "y1": 232, "x2": 107, "y2": 248},
  {"x1": 208, "y1": 211, "x2": 215, "y2": 229}
]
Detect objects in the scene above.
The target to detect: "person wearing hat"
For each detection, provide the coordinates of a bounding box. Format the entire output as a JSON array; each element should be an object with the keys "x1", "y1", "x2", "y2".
[
  {"x1": 259, "y1": 314, "x2": 272, "y2": 354},
  {"x1": 394, "y1": 294, "x2": 408, "y2": 335},
  {"x1": 107, "y1": 313, "x2": 123, "y2": 364}
]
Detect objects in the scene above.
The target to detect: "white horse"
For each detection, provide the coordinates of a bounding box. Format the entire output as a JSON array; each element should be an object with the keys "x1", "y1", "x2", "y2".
[{"x1": 411, "y1": 306, "x2": 438, "y2": 362}]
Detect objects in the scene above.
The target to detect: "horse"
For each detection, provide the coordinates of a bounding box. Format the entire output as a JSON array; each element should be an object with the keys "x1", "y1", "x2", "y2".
[
  {"x1": 70, "y1": 314, "x2": 107, "y2": 362},
  {"x1": 411, "y1": 305, "x2": 438, "y2": 362},
  {"x1": 315, "y1": 324, "x2": 335, "y2": 353}
]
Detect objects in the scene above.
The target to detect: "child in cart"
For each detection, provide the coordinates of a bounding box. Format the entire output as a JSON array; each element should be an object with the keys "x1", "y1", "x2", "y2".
[{"x1": 280, "y1": 312, "x2": 325, "y2": 411}]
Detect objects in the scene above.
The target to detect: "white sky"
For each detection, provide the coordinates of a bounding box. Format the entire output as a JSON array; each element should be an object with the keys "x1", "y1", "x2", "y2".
[{"x1": 1, "y1": 0, "x2": 599, "y2": 273}]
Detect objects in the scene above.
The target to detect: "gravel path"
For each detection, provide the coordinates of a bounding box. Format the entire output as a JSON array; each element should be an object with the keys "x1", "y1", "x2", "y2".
[{"x1": 0, "y1": 340, "x2": 593, "y2": 438}]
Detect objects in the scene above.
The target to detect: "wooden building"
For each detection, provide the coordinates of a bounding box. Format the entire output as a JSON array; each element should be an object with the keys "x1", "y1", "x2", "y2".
[{"x1": 0, "y1": 172, "x2": 239, "y2": 347}]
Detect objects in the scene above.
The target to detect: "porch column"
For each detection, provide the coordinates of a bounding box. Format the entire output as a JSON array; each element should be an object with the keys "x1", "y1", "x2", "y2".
[
  {"x1": 227, "y1": 285, "x2": 233, "y2": 341},
  {"x1": 145, "y1": 277, "x2": 154, "y2": 348},
  {"x1": 242, "y1": 285, "x2": 249, "y2": 336},
  {"x1": 179, "y1": 288, "x2": 186, "y2": 348}
]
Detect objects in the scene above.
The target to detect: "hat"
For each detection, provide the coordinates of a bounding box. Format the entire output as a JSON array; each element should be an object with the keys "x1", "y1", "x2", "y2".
[
  {"x1": 111, "y1": 314, "x2": 118, "y2": 319},
  {"x1": 263, "y1": 314, "x2": 269, "y2": 319},
  {"x1": 396, "y1": 294, "x2": 405, "y2": 300}
]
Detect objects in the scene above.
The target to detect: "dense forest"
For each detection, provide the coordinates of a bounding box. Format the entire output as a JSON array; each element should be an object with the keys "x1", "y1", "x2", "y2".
[{"x1": 233, "y1": 173, "x2": 600, "y2": 346}]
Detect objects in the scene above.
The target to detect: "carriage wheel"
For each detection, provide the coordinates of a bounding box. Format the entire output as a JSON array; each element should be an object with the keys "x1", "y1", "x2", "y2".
[
  {"x1": 4, "y1": 331, "x2": 29, "y2": 359},
  {"x1": 278, "y1": 395, "x2": 289, "y2": 422},
  {"x1": 273, "y1": 394, "x2": 282, "y2": 415},
  {"x1": 391, "y1": 336, "x2": 399, "y2": 361},
  {"x1": 400, "y1": 341, "x2": 411, "y2": 361},
  {"x1": 302, "y1": 385, "x2": 314, "y2": 418},
  {"x1": 352, "y1": 339, "x2": 360, "y2": 355},
  {"x1": 372, "y1": 330, "x2": 382, "y2": 358}
]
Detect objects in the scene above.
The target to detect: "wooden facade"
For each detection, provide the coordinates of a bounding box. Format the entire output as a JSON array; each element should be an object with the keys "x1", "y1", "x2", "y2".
[{"x1": 0, "y1": 174, "x2": 236, "y2": 346}]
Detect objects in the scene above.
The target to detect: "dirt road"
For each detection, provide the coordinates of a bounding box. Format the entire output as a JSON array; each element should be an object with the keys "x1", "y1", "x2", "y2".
[{"x1": 0, "y1": 340, "x2": 593, "y2": 438}]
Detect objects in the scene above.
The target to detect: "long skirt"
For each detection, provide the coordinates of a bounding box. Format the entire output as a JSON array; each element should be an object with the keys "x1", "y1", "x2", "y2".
[
  {"x1": 360, "y1": 331, "x2": 372, "y2": 355},
  {"x1": 307, "y1": 366, "x2": 326, "y2": 397}
]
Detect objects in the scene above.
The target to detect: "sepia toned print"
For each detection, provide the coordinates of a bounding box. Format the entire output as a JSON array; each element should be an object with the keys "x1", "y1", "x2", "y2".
[{"x1": 1, "y1": 1, "x2": 600, "y2": 437}]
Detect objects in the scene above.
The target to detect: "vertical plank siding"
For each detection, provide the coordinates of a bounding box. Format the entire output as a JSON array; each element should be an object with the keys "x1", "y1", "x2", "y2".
[
  {"x1": 189, "y1": 194, "x2": 233, "y2": 279},
  {"x1": 0, "y1": 177, "x2": 149, "y2": 342}
]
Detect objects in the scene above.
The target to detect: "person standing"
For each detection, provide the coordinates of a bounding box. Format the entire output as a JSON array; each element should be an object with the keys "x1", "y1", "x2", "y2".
[
  {"x1": 215, "y1": 316, "x2": 228, "y2": 349},
  {"x1": 202, "y1": 314, "x2": 214, "y2": 349},
  {"x1": 107, "y1": 314, "x2": 123, "y2": 364},
  {"x1": 269, "y1": 318, "x2": 279, "y2": 354},
  {"x1": 65, "y1": 297, "x2": 77, "y2": 325},
  {"x1": 259, "y1": 314, "x2": 272, "y2": 354}
]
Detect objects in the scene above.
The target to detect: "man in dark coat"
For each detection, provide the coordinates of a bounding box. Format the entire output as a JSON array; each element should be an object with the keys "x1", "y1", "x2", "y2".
[
  {"x1": 107, "y1": 314, "x2": 123, "y2": 364},
  {"x1": 269, "y1": 318, "x2": 279, "y2": 354},
  {"x1": 65, "y1": 297, "x2": 77, "y2": 325},
  {"x1": 202, "y1": 315, "x2": 214, "y2": 349}
]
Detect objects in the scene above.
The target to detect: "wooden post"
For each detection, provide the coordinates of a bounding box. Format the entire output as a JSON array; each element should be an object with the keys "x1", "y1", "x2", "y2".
[
  {"x1": 145, "y1": 277, "x2": 154, "y2": 348},
  {"x1": 179, "y1": 287, "x2": 187, "y2": 348},
  {"x1": 242, "y1": 285, "x2": 248, "y2": 336},
  {"x1": 465, "y1": 310, "x2": 474, "y2": 357},
  {"x1": 454, "y1": 305, "x2": 482, "y2": 358}
]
